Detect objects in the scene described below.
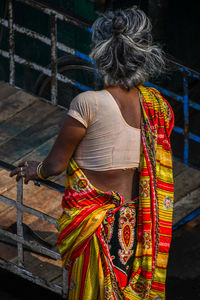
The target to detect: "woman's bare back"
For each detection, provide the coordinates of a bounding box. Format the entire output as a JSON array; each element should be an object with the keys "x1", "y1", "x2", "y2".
[{"x1": 83, "y1": 87, "x2": 141, "y2": 203}]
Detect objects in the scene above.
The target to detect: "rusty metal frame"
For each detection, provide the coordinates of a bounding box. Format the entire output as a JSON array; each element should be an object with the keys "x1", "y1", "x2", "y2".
[
  {"x1": 0, "y1": 161, "x2": 68, "y2": 298},
  {"x1": 0, "y1": 0, "x2": 93, "y2": 105},
  {"x1": 50, "y1": 13, "x2": 58, "y2": 104},
  {"x1": 8, "y1": 0, "x2": 15, "y2": 85},
  {"x1": 145, "y1": 64, "x2": 200, "y2": 166}
]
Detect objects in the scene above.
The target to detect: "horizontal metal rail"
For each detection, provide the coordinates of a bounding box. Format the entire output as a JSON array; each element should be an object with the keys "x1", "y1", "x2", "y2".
[
  {"x1": 0, "y1": 227, "x2": 60, "y2": 260},
  {"x1": 0, "y1": 159, "x2": 68, "y2": 298},
  {"x1": 0, "y1": 31, "x2": 199, "y2": 110},
  {"x1": 0, "y1": 159, "x2": 65, "y2": 193},
  {"x1": 172, "y1": 206, "x2": 200, "y2": 231},
  {"x1": 17, "y1": 0, "x2": 92, "y2": 32},
  {"x1": 0, "y1": 257, "x2": 63, "y2": 295},
  {"x1": 0, "y1": 195, "x2": 57, "y2": 225},
  {"x1": 0, "y1": 18, "x2": 92, "y2": 63},
  {"x1": 0, "y1": 48, "x2": 92, "y2": 92}
]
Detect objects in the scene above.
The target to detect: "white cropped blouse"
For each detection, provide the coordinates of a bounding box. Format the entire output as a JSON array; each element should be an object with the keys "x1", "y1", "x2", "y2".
[{"x1": 67, "y1": 89, "x2": 141, "y2": 171}]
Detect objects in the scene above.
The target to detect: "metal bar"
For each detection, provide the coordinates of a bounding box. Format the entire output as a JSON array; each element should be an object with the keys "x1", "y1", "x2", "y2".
[
  {"x1": 62, "y1": 268, "x2": 68, "y2": 298},
  {"x1": 0, "y1": 49, "x2": 92, "y2": 92},
  {"x1": 178, "y1": 66, "x2": 200, "y2": 80},
  {"x1": 145, "y1": 82, "x2": 183, "y2": 102},
  {"x1": 3, "y1": 48, "x2": 196, "y2": 106},
  {"x1": 173, "y1": 126, "x2": 184, "y2": 134},
  {"x1": 0, "y1": 159, "x2": 65, "y2": 194},
  {"x1": 0, "y1": 195, "x2": 57, "y2": 225},
  {"x1": 0, "y1": 257, "x2": 62, "y2": 295},
  {"x1": 183, "y1": 71, "x2": 189, "y2": 164},
  {"x1": 0, "y1": 228, "x2": 61, "y2": 260},
  {"x1": 50, "y1": 13, "x2": 57, "y2": 105},
  {"x1": 189, "y1": 101, "x2": 200, "y2": 111},
  {"x1": 166, "y1": 58, "x2": 200, "y2": 78},
  {"x1": 173, "y1": 206, "x2": 200, "y2": 231},
  {"x1": 189, "y1": 132, "x2": 200, "y2": 144},
  {"x1": 170, "y1": 127, "x2": 200, "y2": 144},
  {"x1": 1, "y1": 36, "x2": 199, "y2": 107},
  {"x1": 0, "y1": 19, "x2": 198, "y2": 107},
  {"x1": 8, "y1": 0, "x2": 15, "y2": 85},
  {"x1": 17, "y1": 179, "x2": 24, "y2": 267},
  {"x1": 17, "y1": 0, "x2": 92, "y2": 32},
  {"x1": 0, "y1": 17, "x2": 92, "y2": 63},
  {"x1": 2, "y1": 18, "x2": 200, "y2": 79}
]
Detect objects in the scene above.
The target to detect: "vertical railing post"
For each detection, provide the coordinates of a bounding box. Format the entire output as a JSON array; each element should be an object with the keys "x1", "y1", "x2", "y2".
[
  {"x1": 62, "y1": 268, "x2": 68, "y2": 298},
  {"x1": 50, "y1": 13, "x2": 57, "y2": 105},
  {"x1": 17, "y1": 178, "x2": 24, "y2": 267},
  {"x1": 183, "y1": 70, "x2": 189, "y2": 164},
  {"x1": 8, "y1": 0, "x2": 15, "y2": 86}
]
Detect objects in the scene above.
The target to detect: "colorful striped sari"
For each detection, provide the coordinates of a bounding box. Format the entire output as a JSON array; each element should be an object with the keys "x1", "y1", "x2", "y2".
[{"x1": 57, "y1": 86, "x2": 174, "y2": 300}]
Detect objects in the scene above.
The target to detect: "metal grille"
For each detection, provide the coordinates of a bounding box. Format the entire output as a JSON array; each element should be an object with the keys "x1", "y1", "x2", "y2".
[{"x1": 0, "y1": 160, "x2": 67, "y2": 297}]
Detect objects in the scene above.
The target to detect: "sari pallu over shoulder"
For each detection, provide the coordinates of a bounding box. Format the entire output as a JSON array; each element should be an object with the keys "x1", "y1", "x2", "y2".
[{"x1": 57, "y1": 86, "x2": 174, "y2": 300}]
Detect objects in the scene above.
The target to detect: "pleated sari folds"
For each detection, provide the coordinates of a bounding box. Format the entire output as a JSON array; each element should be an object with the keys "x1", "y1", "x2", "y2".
[{"x1": 57, "y1": 86, "x2": 174, "y2": 300}]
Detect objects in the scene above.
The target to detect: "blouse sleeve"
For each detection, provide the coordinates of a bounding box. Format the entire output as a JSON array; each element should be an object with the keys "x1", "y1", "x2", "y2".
[{"x1": 67, "y1": 91, "x2": 97, "y2": 128}]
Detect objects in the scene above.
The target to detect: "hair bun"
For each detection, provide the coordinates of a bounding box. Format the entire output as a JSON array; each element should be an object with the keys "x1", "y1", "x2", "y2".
[{"x1": 111, "y1": 15, "x2": 126, "y2": 35}]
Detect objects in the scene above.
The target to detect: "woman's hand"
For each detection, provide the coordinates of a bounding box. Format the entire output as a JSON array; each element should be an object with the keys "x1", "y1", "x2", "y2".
[
  {"x1": 9, "y1": 115, "x2": 87, "y2": 184},
  {"x1": 9, "y1": 161, "x2": 40, "y2": 184}
]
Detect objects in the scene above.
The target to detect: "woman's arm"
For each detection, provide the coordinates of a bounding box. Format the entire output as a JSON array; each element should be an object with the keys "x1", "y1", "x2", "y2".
[{"x1": 10, "y1": 116, "x2": 86, "y2": 183}]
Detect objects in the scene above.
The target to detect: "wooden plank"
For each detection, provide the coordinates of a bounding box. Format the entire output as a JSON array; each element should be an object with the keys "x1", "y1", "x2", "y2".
[
  {"x1": 44, "y1": 232, "x2": 58, "y2": 246},
  {"x1": 0, "y1": 101, "x2": 57, "y2": 145},
  {"x1": 0, "y1": 206, "x2": 17, "y2": 228},
  {"x1": 10, "y1": 252, "x2": 62, "y2": 282},
  {"x1": 52, "y1": 274, "x2": 63, "y2": 286},
  {"x1": 0, "y1": 109, "x2": 66, "y2": 163},
  {"x1": 0, "y1": 243, "x2": 18, "y2": 261},
  {"x1": 15, "y1": 136, "x2": 57, "y2": 165},
  {"x1": 0, "y1": 90, "x2": 37, "y2": 123},
  {"x1": 0, "y1": 180, "x2": 62, "y2": 214},
  {"x1": 174, "y1": 164, "x2": 200, "y2": 202},
  {"x1": 173, "y1": 160, "x2": 187, "y2": 178},
  {"x1": 173, "y1": 187, "x2": 200, "y2": 224},
  {"x1": 0, "y1": 82, "x2": 18, "y2": 101},
  {"x1": 184, "y1": 214, "x2": 200, "y2": 230},
  {"x1": 0, "y1": 81, "x2": 6, "y2": 88},
  {"x1": 0, "y1": 180, "x2": 62, "y2": 229},
  {"x1": 14, "y1": 137, "x2": 66, "y2": 185},
  {"x1": 0, "y1": 201, "x2": 11, "y2": 215},
  {"x1": 0, "y1": 169, "x2": 16, "y2": 194}
]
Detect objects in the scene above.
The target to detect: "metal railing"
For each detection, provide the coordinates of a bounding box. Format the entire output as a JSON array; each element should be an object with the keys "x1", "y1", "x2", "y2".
[
  {"x1": 0, "y1": 0, "x2": 93, "y2": 104},
  {"x1": 145, "y1": 66, "x2": 200, "y2": 166},
  {"x1": 0, "y1": 0, "x2": 200, "y2": 167},
  {"x1": 0, "y1": 160, "x2": 68, "y2": 297}
]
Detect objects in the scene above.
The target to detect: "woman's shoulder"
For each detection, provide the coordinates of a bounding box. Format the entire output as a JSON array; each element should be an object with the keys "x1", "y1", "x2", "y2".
[
  {"x1": 73, "y1": 89, "x2": 109, "y2": 107},
  {"x1": 75, "y1": 89, "x2": 104, "y2": 99}
]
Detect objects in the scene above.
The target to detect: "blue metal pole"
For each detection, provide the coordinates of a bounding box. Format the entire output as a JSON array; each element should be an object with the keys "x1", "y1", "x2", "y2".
[{"x1": 182, "y1": 71, "x2": 189, "y2": 164}]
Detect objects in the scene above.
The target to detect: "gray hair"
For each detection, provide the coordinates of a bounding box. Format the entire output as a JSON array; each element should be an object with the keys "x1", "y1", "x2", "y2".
[{"x1": 90, "y1": 8, "x2": 165, "y2": 90}]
